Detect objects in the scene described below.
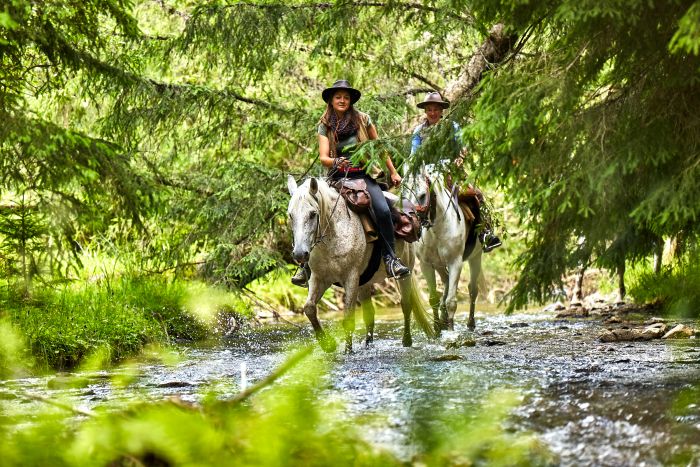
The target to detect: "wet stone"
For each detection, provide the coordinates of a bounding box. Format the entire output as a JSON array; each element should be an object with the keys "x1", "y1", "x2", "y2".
[
  {"x1": 429, "y1": 354, "x2": 464, "y2": 362},
  {"x1": 662, "y1": 324, "x2": 695, "y2": 339},
  {"x1": 543, "y1": 301, "x2": 566, "y2": 312},
  {"x1": 598, "y1": 323, "x2": 668, "y2": 342},
  {"x1": 556, "y1": 308, "x2": 590, "y2": 318},
  {"x1": 509, "y1": 322, "x2": 530, "y2": 328},
  {"x1": 444, "y1": 334, "x2": 477, "y2": 349},
  {"x1": 157, "y1": 381, "x2": 194, "y2": 388},
  {"x1": 481, "y1": 339, "x2": 507, "y2": 346}
]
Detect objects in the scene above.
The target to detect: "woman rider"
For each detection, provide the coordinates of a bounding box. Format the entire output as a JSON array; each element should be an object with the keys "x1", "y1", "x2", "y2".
[
  {"x1": 411, "y1": 92, "x2": 502, "y2": 252},
  {"x1": 291, "y1": 80, "x2": 411, "y2": 287}
]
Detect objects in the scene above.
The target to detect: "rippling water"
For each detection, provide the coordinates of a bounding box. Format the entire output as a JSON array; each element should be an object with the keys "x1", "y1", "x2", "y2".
[{"x1": 2, "y1": 308, "x2": 700, "y2": 465}]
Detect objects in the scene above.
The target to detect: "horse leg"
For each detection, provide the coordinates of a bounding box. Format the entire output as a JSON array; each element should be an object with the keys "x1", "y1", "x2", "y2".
[
  {"x1": 444, "y1": 259, "x2": 464, "y2": 331},
  {"x1": 304, "y1": 280, "x2": 336, "y2": 352},
  {"x1": 358, "y1": 285, "x2": 375, "y2": 347},
  {"x1": 342, "y1": 279, "x2": 360, "y2": 354},
  {"x1": 398, "y1": 276, "x2": 413, "y2": 347},
  {"x1": 617, "y1": 260, "x2": 626, "y2": 301},
  {"x1": 422, "y1": 265, "x2": 441, "y2": 334},
  {"x1": 466, "y1": 253, "x2": 483, "y2": 330},
  {"x1": 437, "y1": 267, "x2": 450, "y2": 330}
]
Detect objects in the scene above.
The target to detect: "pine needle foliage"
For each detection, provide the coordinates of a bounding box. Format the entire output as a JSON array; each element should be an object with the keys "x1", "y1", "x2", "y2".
[{"x1": 460, "y1": 0, "x2": 700, "y2": 309}]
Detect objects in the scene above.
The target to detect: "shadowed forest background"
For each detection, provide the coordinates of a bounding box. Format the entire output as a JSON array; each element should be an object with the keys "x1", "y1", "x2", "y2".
[{"x1": 1, "y1": 1, "x2": 700, "y2": 465}]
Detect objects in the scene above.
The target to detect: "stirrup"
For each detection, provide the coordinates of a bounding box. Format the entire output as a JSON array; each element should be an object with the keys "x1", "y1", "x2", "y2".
[
  {"x1": 385, "y1": 256, "x2": 411, "y2": 279},
  {"x1": 481, "y1": 233, "x2": 502, "y2": 253}
]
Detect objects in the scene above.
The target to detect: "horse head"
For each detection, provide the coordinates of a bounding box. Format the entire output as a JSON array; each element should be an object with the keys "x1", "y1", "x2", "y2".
[
  {"x1": 287, "y1": 175, "x2": 322, "y2": 264},
  {"x1": 405, "y1": 164, "x2": 437, "y2": 227}
]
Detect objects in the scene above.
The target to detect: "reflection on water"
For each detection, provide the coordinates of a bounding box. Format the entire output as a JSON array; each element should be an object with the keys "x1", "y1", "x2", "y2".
[{"x1": 2, "y1": 307, "x2": 700, "y2": 465}]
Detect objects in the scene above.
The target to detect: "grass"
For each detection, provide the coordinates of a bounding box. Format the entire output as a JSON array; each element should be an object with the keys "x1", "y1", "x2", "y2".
[
  {"x1": 629, "y1": 250, "x2": 700, "y2": 318},
  {"x1": 0, "y1": 275, "x2": 250, "y2": 371}
]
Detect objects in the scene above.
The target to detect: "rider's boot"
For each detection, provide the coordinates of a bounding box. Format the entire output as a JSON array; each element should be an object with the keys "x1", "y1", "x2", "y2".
[
  {"x1": 478, "y1": 202, "x2": 502, "y2": 253},
  {"x1": 291, "y1": 263, "x2": 311, "y2": 287},
  {"x1": 480, "y1": 230, "x2": 502, "y2": 253},
  {"x1": 383, "y1": 254, "x2": 411, "y2": 279}
]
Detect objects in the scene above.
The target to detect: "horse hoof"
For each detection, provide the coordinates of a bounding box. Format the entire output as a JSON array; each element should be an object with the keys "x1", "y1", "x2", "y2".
[
  {"x1": 467, "y1": 319, "x2": 475, "y2": 330},
  {"x1": 364, "y1": 335, "x2": 374, "y2": 347},
  {"x1": 447, "y1": 319, "x2": 455, "y2": 331},
  {"x1": 344, "y1": 344, "x2": 355, "y2": 354},
  {"x1": 402, "y1": 336, "x2": 413, "y2": 347}
]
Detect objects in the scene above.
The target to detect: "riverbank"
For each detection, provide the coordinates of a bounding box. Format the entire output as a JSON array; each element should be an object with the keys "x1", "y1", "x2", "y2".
[{"x1": 0, "y1": 276, "x2": 247, "y2": 371}]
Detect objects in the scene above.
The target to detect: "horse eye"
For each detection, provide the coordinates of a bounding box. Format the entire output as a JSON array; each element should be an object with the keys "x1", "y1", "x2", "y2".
[{"x1": 308, "y1": 212, "x2": 317, "y2": 220}]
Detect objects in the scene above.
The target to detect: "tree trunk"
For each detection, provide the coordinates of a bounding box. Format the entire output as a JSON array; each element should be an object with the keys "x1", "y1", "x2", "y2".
[{"x1": 444, "y1": 24, "x2": 517, "y2": 103}]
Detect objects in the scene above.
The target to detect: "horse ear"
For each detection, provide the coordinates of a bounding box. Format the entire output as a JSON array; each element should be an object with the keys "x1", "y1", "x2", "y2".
[
  {"x1": 287, "y1": 174, "x2": 297, "y2": 196},
  {"x1": 310, "y1": 177, "x2": 318, "y2": 195}
]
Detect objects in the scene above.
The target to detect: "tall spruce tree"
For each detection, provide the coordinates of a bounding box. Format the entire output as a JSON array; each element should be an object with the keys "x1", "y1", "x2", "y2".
[{"x1": 461, "y1": 0, "x2": 700, "y2": 309}]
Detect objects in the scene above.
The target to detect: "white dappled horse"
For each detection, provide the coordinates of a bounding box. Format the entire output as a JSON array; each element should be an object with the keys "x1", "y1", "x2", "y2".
[
  {"x1": 287, "y1": 175, "x2": 434, "y2": 352},
  {"x1": 406, "y1": 164, "x2": 485, "y2": 331}
]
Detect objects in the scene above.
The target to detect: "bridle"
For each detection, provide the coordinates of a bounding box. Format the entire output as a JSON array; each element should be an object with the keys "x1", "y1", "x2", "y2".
[
  {"x1": 297, "y1": 181, "x2": 343, "y2": 253},
  {"x1": 413, "y1": 174, "x2": 435, "y2": 229}
]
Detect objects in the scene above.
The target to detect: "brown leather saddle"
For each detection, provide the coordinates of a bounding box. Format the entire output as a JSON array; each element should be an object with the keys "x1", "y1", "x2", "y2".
[{"x1": 330, "y1": 178, "x2": 422, "y2": 243}]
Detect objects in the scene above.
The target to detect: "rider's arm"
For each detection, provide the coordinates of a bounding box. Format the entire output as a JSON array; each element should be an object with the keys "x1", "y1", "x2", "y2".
[
  {"x1": 369, "y1": 124, "x2": 402, "y2": 186},
  {"x1": 318, "y1": 133, "x2": 334, "y2": 169}
]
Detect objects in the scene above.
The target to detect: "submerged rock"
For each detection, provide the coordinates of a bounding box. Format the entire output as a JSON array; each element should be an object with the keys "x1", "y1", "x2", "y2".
[
  {"x1": 47, "y1": 375, "x2": 90, "y2": 390},
  {"x1": 444, "y1": 334, "x2": 477, "y2": 349},
  {"x1": 430, "y1": 354, "x2": 464, "y2": 362}
]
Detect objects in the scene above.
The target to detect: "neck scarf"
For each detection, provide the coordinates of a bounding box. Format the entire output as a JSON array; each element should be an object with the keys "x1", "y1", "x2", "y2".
[{"x1": 328, "y1": 110, "x2": 359, "y2": 141}]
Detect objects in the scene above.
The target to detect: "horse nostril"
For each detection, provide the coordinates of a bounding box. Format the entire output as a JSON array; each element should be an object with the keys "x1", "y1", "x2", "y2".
[{"x1": 292, "y1": 249, "x2": 310, "y2": 264}]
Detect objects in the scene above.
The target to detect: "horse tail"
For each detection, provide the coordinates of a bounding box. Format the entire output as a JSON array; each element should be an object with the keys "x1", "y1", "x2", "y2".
[{"x1": 407, "y1": 275, "x2": 437, "y2": 339}]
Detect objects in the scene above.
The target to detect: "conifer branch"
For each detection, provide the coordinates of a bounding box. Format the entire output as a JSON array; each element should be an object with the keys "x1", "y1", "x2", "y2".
[
  {"x1": 394, "y1": 65, "x2": 442, "y2": 92},
  {"x1": 220, "y1": 1, "x2": 474, "y2": 23}
]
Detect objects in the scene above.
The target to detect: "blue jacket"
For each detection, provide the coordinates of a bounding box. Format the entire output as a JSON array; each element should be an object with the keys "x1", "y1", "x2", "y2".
[{"x1": 411, "y1": 120, "x2": 462, "y2": 155}]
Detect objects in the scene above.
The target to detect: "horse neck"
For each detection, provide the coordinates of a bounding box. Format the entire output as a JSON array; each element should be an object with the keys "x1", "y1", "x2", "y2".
[
  {"x1": 314, "y1": 180, "x2": 344, "y2": 234},
  {"x1": 431, "y1": 178, "x2": 461, "y2": 226}
]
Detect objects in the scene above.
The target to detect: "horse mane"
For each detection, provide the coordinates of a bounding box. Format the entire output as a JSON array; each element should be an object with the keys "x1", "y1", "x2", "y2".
[
  {"x1": 422, "y1": 165, "x2": 450, "y2": 212},
  {"x1": 297, "y1": 177, "x2": 341, "y2": 230}
]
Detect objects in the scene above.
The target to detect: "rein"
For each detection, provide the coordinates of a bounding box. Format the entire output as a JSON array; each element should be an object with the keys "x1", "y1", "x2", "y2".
[
  {"x1": 308, "y1": 178, "x2": 344, "y2": 251},
  {"x1": 413, "y1": 175, "x2": 434, "y2": 228}
]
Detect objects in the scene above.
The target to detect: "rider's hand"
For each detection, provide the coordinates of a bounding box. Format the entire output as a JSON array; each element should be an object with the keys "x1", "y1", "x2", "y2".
[
  {"x1": 333, "y1": 157, "x2": 350, "y2": 171},
  {"x1": 390, "y1": 172, "x2": 402, "y2": 187}
]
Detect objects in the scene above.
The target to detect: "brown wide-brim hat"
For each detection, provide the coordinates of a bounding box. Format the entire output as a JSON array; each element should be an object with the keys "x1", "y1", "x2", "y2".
[
  {"x1": 322, "y1": 79, "x2": 361, "y2": 104},
  {"x1": 417, "y1": 91, "x2": 450, "y2": 109}
]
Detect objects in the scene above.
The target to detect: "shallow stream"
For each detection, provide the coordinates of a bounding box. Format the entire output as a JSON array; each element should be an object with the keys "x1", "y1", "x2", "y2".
[{"x1": 3, "y1": 308, "x2": 700, "y2": 466}]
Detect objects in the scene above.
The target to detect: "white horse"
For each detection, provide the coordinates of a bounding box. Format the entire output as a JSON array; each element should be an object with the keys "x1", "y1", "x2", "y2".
[
  {"x1": 406, "y1": 165, "x2": 484, "y2": 331},
  {"x1": 287, "y1": 175, "x2": 433, "y2": 352}
]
